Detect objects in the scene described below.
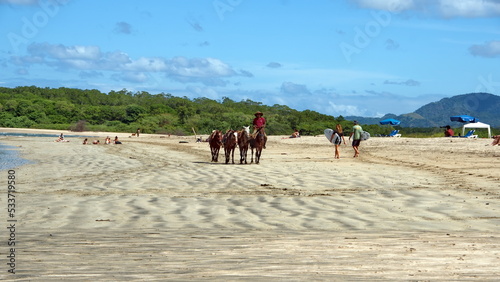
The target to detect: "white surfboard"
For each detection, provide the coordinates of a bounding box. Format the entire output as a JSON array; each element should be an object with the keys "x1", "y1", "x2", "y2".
[
  {"x1": 324, "y1": 128, "x2": 340, "y2": 144},
  {"x1": 361, "y1": 131, "x2": 370, "y2": 141}
]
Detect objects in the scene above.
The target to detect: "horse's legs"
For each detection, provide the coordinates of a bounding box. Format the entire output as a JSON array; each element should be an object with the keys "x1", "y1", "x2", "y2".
[
  {"x1": 214, "y1": 147, "x2": 220, "y2": 162},
  {"x1": 239, "y1": 145, "x2": 246, "y2": 164}
]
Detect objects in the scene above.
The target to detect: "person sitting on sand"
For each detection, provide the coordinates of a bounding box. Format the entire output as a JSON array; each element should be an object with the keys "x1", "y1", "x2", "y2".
[
  {"x1": 490, "y1": 135, "x2": 500, "y2": 146},
  {"x1": 290, "y1": 129, "x2": 300, "y2": 138},
  {"x1": 105, "y1": 136, "x2": 111, "y2": 145},
  {"x1": 92, "y1": 140, "x2": 100, "y2": 145},
  {"x1": 114, "y1": 136, "x2": 122, "y2": 144},
  {"x1": 444, "y1": 125, "x2": 454, "y2": 137},
  {"x1": 83, "y1": 138, "x2": 88, "y2": 145},
  {"x1": 54, "y1": 133, "x2": 65, "y2": 142}
]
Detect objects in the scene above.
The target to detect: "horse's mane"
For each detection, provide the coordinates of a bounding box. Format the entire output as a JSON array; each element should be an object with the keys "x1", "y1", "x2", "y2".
[
  {"x1": 210, "y1": 130, "x2": 220, "y2": 138},
  {"x1": 209, "y1": 130, "x2": 222, "y2": 145}
]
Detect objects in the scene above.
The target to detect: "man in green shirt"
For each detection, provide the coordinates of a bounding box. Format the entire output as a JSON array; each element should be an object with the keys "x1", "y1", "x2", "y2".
[{"x1": 349, "y1": 121, "x2": 362, "y2": 158}]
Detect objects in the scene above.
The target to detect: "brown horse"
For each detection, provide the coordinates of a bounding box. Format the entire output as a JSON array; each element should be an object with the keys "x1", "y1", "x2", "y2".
[
  {"x1": 237, "y1": 128, "x2": 250, "y2": 164},
  {"x1": 223, "y1": 130, "x2": 237, "y2": 164},
  {"x1": 250, "y1": 127, "x2": 265, "y2": 164},
  {"x1": 208, "y1": 130, "x2": 222, "y2": 162}
]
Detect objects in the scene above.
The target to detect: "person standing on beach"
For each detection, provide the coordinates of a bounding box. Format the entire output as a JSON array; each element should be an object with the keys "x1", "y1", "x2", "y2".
[
  {"x1": 136, "y1": 128, "x2": 140, "y2": 137},
  {"x1": 349, "y1": 121, "x2": 362, "y2": 158},
  {"x1": 252, "y1": 111, "x2": 267, "y2": 149},
  {"x1": 331, "y1": 124, "x2": 346, "y2": 159}
]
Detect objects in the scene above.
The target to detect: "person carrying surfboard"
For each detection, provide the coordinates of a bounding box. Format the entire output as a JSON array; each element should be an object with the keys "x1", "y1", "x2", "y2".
[
  {"x1": 252, "y1": 111, "x2": 267, "y2": 149},
  {"x1": 349, "y1": 121, "x2": 363, "y2": 158},
  {"x1": 331, "y1": 124, "x2": 346, "y2": 159}
]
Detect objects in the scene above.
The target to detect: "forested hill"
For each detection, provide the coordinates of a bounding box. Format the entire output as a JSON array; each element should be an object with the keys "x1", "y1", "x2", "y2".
[
  {"x1": 413, "y1": 93, "x2": 500, "y2": 127},
  {"x1": 347, "y1": 93, "x2": 500, "y2": 128},
  {"x1": 0, "y1": 86, "x2": 346, "y2": 135}
]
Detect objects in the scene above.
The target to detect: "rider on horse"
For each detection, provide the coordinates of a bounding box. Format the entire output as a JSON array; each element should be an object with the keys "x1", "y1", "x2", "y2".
[{"x1": 252, "y1": 111, "x2": 267, "y2": 149}]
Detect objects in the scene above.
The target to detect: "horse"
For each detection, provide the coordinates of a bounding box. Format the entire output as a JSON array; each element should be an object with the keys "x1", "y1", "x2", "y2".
[
  {"x1": 208, "y1": 130, "x2": 222, "y2": 162},
  {"x1": 222, "y1": 130, "x2": 237, "y2": 164},
  {"x1": 237, "y1": 126, "x2": 250, "y2": 164},
  {"x1": 250, "y1": 126, "x2": 265, "y2": 164}
]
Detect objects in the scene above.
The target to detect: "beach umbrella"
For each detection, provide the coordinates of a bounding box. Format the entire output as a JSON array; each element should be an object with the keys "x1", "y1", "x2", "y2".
[
  {"x1": 379, "y1": 118, "x2": 401, "y2": 126},
  {"x1": 450, "y1": 115, "x2": 478, "y2": 123}
]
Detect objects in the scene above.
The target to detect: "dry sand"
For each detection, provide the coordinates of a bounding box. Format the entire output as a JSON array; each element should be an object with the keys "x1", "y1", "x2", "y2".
[{"x1": 0, "y1": 127, "x2": 499, "y2": 281}]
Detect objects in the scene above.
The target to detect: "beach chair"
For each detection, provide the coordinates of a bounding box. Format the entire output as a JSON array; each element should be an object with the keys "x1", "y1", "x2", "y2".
[
  {"x1": 453, "y1": 130, "x2": 476, "y2": 138},
  {"x1": 462, "y1": 129, "x2": 476, "y2": 138},
  {"x1": 389, "y1": 130, "x2": 401, "y2": 137},
  {"x1": 379, "y1": 130, "x2": 401, "y2": 137}
]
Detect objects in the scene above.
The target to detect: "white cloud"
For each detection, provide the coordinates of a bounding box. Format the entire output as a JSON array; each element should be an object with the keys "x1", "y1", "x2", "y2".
[
  {"x1": 186, "y1": 85, "x2": 219, "y2": 99},
  {"x1": 0, "y1": 0, "x2": 37, "y2": 5},
  {"x1": 79, "y1": 70, "x2": 103, "y2": 79},
  {"x1": 10, "y1": 55, "x2": 44, "y2": 65},
  {"x1": 267, "y1": 62, "x2": 282, "y2": 68},
  {"x1": 97, "y1": 51, "x2": 132, "y2": 69},
  {"x1": 124, "y1": 57, "x2": 167, "y2": 72},
  {"x1": 113, "y1": 72, "x2": 149, "y2": 83},
  {"x1": 328, "y1": 102, "x2": 366, "y2": 116},
  {"x1": 385, "y1": 39, "x2": 400, "y2": 50},
  {"x1": 114, "y1": 22, "x2": 132, "y2": 34},
  {"x1": 438, "y1": 0, "x2": 500, "y2": 18},
  {"x1": 350, "y1": 0, "x2": 500, "y2": 17},
  {"x1": 164, "y1": 57, "x2": 236, "y2": 86},
  {"x1": 27, "y1": 43, "x2": 101, "y2": 60},
  {"x1": 16, "y1": 68, "x2": 28, "y2": 75},
  {"x1": 280, "y1": 82, "x2": 310, "y2": 95},
  {"x1": 469, "y1": 40, "x2": 500, "y2": 58},
  {"x1": 239, "y1": 69, "x2": 253, "y2": 78},
  {"x1": 384, "y1": 79, "x2": 421, "y2": 86},
  {"x1": 9, "y1": 43, "x2": 242, "y2": 86},
  {"x1": 187, "y1": 21, "x2": 203, "y2": 32},
  {"x1": 349, "y1": 0, "x2": 416, "y2": 13}
]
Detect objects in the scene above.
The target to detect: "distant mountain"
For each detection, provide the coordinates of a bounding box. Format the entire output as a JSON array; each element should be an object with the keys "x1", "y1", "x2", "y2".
[{"x1": 346, "y1": 93, "x2": 500, "y2": 128}]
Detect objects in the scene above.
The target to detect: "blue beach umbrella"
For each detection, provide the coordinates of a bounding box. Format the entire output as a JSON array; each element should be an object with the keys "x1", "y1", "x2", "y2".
[
  {"x1": 450, "y1": 115, "x2": 478, "y2": 123},
  {"x1": 379, "y1": 118, "x2": 401, "y2": 126}
]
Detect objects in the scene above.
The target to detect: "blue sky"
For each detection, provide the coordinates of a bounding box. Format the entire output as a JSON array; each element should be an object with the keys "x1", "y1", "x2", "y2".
[{"x1": 1, "y1": 0, "x2": 499, "y2": 117}]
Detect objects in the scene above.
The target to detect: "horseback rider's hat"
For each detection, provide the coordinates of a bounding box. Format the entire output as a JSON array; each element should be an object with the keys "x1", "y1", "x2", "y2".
[{"x1": 254, "y1": 111, "x2": 263, "y2": 116}]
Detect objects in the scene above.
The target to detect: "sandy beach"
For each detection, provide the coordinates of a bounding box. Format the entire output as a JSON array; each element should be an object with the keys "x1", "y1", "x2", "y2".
[{"x1": 1, "y1": 127, "x2": 499, "y2": 281}]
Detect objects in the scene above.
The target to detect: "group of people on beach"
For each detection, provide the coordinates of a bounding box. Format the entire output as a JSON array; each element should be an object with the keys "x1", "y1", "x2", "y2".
[
  {"x1": 327, "y1": 121, "x2": 363, "y2": 159},
  {"x1": 83, "y1": 136, "x2": 122, "y2": 145},
  {"x1": 252, "y1": 111, "x2": 366, "y2": 159},
  {"x1": 444, "y1": 126, "x2": 500, "y2": 145}
]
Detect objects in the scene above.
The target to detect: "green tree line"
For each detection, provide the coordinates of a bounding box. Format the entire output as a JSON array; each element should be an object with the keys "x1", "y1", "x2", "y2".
[{"x1": 0, "y1": 86, "x2": 473, "y2": 137}]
